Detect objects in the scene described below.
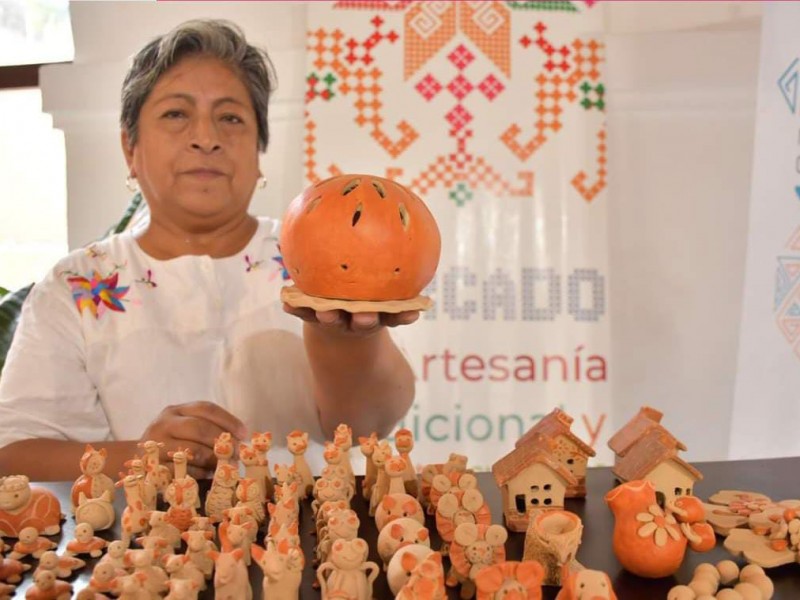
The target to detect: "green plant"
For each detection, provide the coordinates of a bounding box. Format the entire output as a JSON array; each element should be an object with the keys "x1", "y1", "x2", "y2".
[{"x1": 0, "y1": 192, "x2": 145, "y2": 378}]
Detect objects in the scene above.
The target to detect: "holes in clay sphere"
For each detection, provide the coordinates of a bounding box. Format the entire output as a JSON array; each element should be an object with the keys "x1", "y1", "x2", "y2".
[
  {"x1": 394, "y1": 267, "x2": 401, "y2": 274},
  {"x1": 340, "y1": 264, "x2": 348, "y2": 270},
  {"x1": 399, "y1": 203, "x2": 410, "y2": 230},
  {"x1": 352, "y1": 202, "x2": 363, "y2": 227},
  {"x1": 306, "y1": 196, "x2": 322, "y2": 213},
  {"x1": 342, "y1": 178, "x2": 361, "y2": 195},
  {"x1": 372, "y1": 180, "x2": 386, "y2": 198}
]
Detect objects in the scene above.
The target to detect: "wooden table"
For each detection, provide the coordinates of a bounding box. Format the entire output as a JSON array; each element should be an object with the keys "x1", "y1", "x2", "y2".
[{"x1": 7, "y1": 457, "x2": 800, "y2": 599}]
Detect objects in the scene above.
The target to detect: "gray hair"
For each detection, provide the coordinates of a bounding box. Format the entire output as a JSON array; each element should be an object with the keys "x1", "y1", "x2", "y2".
[{"x1": 120, "y1": 19, "x2": 275, "y2": 152}]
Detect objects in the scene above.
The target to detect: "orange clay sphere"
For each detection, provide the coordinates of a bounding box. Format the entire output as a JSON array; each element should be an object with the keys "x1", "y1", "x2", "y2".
[{"x1": 279, "y1": 174, "x2": 441, "y2": 301}]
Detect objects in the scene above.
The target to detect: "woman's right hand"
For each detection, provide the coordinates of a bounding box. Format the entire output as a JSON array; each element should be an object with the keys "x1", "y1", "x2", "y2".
[{"x1": 139, "y1": 401, "x2": 249, "y2": 479}]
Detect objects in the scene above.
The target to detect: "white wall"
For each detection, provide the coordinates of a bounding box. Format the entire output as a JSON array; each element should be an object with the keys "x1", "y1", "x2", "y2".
[
  {"x1": 43, "y1": 1, "x2": 763, "y2": 460},
  {"x1": 604, "y1": 15, "x2": 761, "y2": 460}
]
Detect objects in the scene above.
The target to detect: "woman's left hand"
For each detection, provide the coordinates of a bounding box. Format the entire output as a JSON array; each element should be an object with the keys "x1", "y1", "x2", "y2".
[{"x1": 283, "y1": 304, "x2": 419, "y2": 337}]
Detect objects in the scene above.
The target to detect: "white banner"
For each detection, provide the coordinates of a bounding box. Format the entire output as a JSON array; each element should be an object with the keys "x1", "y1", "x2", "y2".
[
  {"x1": 304, "y1": 1, "x2": 610, "y2": 468},
  {"x1": 731, "y1": 1, "x2": 800, "y2": 458}
]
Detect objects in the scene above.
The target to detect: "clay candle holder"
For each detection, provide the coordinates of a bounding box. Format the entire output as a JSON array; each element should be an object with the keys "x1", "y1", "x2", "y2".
[{"x1": 280, "y1": 174, "x2": 441, "y2": 313}]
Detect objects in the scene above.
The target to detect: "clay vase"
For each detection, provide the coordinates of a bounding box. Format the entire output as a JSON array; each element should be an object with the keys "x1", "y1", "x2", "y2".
[
  {"x1": 604, "y1": 479, "x2": 686, "y2": 578},
  {"x1": 522, "y1": 511, "x2": 583, "y2": 586}
]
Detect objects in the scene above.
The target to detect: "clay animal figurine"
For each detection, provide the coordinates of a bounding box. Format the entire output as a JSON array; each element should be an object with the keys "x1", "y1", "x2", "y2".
[
  {"x1": 114, "y1": 572, "x2": 150, "y2": 600},
  {"x1": 75, "y1": 490, "x2": 115, "y2": 532},
  {"x1": 240, "y1": 443, "x2": 272, "y2": 505},
  {"x1": 251, "y1": 431, "x2": 274, "y2": 500},
  {"x1": 0, "y1": 476, "x2": 62, "y2": 536},
  {"x1": 435, "y1": 474, "x2": 491, "y2": 555},
  {"x1": 317, "y1": 538, "x2": 379, "y2": 600},
  {"x1": 369, "y1": 441, "x2": 393, "y2": 516},
  {"x1": 287, "y1": 430, "x2": 314, "y2": 498},
  {"x1": 0, "y1": 582, "x2": 15, "y2": 600},
  {"x1": 474, "y1": 561, "x2": 545, "y2": 600},
  {"x1": 554, "y1": 569, "x2": 617, "y2": 600},
  {"x1": 163, "y1": 554, "x2": 205, "y2": 592},
  {"x1": 213, "y1": 433, "x2": 235, "y2": 467},
  {"x1": 163, "y1": 479, "x2": 199, "y2": 533},
  {"x1": 182, "y1": 530, "x2": 216, "y2": 581},
  {"x1": 316, "y1": 509, "x2": 360, "y2": 566},
  {"x1": 387, "y1": 544, "x2": 437, "y2": 596},
  {"x1": 24, "y1": 569, "x2": 72, "y2": 600},
  {"x1": 85, "y1": 561, "x2": 119, "y2": 596},
  {"x1": 386, "y1": 456, "x2": 411, "y2": 496},
  {"x1": 0, "y1": 556, "x2": 30, "y2": 583},
  {"x1": 252, "y1": 539, "x2": 304, "y2": 600},
  {"x1": 235, "y1": 478, "x2": 265, "y2": 524},
  {"x1": 394, "y1": 551, "x2": 446, "y2": 600},
  {"x1": 35, "y1": 550, "x2": 86, "y2": 579},
  {"x1": 8, "y1": 527, "x2": 57, "y2": 559},
  {"x1": 523, "y1": 510, "x2": 583, "y2": 586},
  {"x1": 138, "y1": 440, "x2": 172, "y2": 494},
  {"x1": 205, "y1": 463, "x2": 239, "y2": 523},
  {"x1": 115, "y1": 474, "x2": 151, "y2": 546},
  {"x1": 394, "y1": 428, "x2": 420, "y2": 497},
  {"x1": 65, "y1": 522, "x2": 107, "y2": 558},
  {"x1": 377, "y1": 518, "x2": 430, "y2": 570},
  {"x1": 128, "y1": 548, "x2": 169, "y2": 597},
  {"x1": 145, "y1": 511, "x2": 182, "y2": 549},
  {"x1": 219, "y1": 512, "x2": 257, "y2": 567},
  {"x1": 98, "y1": 540, "x2": 129, "y2": 575},
  {"x1": 122, "y1": 457, "x2": 157, "y2": 511},
  {"x1": 71, "y1": 445, "x2": 115, "y2": 511},
  {"x1": 605, "y1": 479, "x2": 714, "y2": 578},
  {"x1": 358, "y1": 432, "x2": 379, "y2": 500},
  {"x1": 421, "y1": 453, "x2": 469, "y2": 512},
  {"x1": 376, "y1": 493, "x2": 425, "y2": 532},
  {"x1": 208, "y1": 548, "x2": 251, "y2": 600},
  {"x1": 164, "y1": 578, "x2": 201, "y2": 600},
  {"x1": 333, "y1": 423, "x2": 356, "y2": 487},
  {"x1": 267, "y1": 496, "x2": 300, "y2": 538},
  {"x1": 312, "y1": 477, "x2": 353, "y2": 517},
  {"x1": 447, "y1": 523, "x2": 508, "y2": 599}
]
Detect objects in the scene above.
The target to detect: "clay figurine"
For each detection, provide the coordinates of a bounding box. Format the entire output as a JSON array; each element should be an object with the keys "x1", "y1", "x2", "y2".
[
  {"x1": 0, "y1": 557, "x2": 31, "y2": 583},
  {"x1": 208, "y1": 548, "x2": 251, "y2": 600},
  {"x1": 71, "y1": 445, "x2": 116, "y2": 510},
  {"x1": 333, "y1": 424, "x2": 356, "y2": 487},
  {"x1": 164, "y1": 578, "x2": 201, "y2": 600},
  {"x1": 667, "y1": 562, "x2": 774, "y2": 600},
  {"x1": 163, "y1": 554, "x2": 205, "y2": 592},
  {"x1": 0, "y1": 476, "x2": 62, "y2": 536},
  {"x1": 358, "y1": 432, "x2": 379, "y2": 500},
  {"x1": 251, "y1": 431, "x2": 275, "y2": 500},
  {"x1": 182, "y1": 530, "x2": 217, "y2": 581},
  {"x1": 163, "y1": 478, "x2": 199, "y2": 533},
  {"x1": 115, "y1": 474, "x2": 151, "y2": 546},
  {"x1": 369, "y1": 441, "x2": 393, "y2": 516},
  {"x1": 240, "y1": 444, "x2": 271, "y2": 505},
  {"x1": 377, "y1": 517, "x2": 430, "y2": 570},
  {"x1": 252, "y1": 539, "x2": 304, "y2": 600},
  {"x1": 555, "y1": 569, "x2": 617, "y2": 600},
  {"x1": 605, "y1": 479, "x2": 715, "y2": 578},
  {"x1": 138, "y1": 440, "x2": 172, "y2": 494},
  {"x1": 474, "y1": 561, "x2": 545, "y2": 600},
  {"x1": 447, "y1": 523, "x2": 508, "y2": 599},
  {"x1": 287, "y1": 430, "x2": 314, "y2": 498},
  {"x1": 122, "y1": 457, "x2": 157, "y2": 511},
  {"x1": 523, "y1": 510, "x2": 583, "y2": 586},
  {"x1": 75, "y1": 490, "x2": 115, "y2": 532},
  {"x1": 98, "y1": 539, "x2": 130, "y2": 575},
  {"x1": 128, "y1": 547, "x2": 168, "y2": 597},
  {"x1": 35, "y1": 550, "x2": 86, "y2": 579},
  {"x1": 394, "y1": 551, "x2": 446, "y2": 600},
  {"x1": 316, "y1": 509, "x2": 360, "y2": 566},
  {"x1": 213, "y1": 433, "x2": 235, "y2": 467},
  {"x1": 24, "y1": 569, "x2": 72, "y2": 600},
  {"x1": 317, "y1": 538, "x2": 379, "y2": 600},
  {"x1": 376, "y1": 492, "x2": 425, "y2": 532},
  {"x1": 279, "y1": 174, "x2": 441, "y2": 312},
  {"x1": 85, "y1": 562, "x2": 119, "y2": 596},
  {"x1": 65, "y1": 522, "x2": 107, "y2": 557},
  {"x1": 8, "y1": 527, "x2": 57, "y2": 560},
  {"x1": 434, "y1": 474, "x2": 491, "y2": 555},
  {"x1": 394, "y1": 428, "x2": 420, "y2": 498},
  {"x1": 205, "y1": 463, "x2": 239, "y2": 523},
  {"x1": 387, "y1": 544, "x2": 436, "y2": 596},
  {"x1": 421, "y1": 453, "x2": 469, "y2": 512}
]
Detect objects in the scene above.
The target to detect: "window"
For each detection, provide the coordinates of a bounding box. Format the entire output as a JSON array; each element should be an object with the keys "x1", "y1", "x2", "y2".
[
  {"x1": 0, "y1": 0, "x2": 74, "y2": 67},
  {"x1": 674, "y1": 487, "x2": 683, "y2": 496}
]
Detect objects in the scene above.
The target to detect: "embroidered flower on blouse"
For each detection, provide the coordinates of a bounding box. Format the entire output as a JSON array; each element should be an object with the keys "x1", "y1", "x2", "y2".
[
  {"x1": 269, "y1": 255, "x2": 290, "y2": 281},
  {"x1": 66, "y1": 270, "x2": 130, "y2": 318},
  {"x1": 636, "y1": 504, "x2": 681, "y2": 547},
  {"x1": 245, "y1": 255, "x2": 263, "y2": 272},
  {"x1": 135, "y1": 269, "x2": 157, "y2": 288}
]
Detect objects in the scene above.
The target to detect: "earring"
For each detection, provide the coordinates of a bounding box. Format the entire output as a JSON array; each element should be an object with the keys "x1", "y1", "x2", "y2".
[
  {"x1": 125, "y1": 175, "x2": 140, "y2": 193},
  {"x1": 257, "y1": 176, "x2": 267, "y2": 189}
]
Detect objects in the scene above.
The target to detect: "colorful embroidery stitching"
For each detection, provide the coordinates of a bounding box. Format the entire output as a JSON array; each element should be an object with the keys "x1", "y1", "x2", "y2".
[
  {"x1": 64, "y1": 270, "x2": 130, "y2": 318},
  {"x1": 135, "y1": 269, "x2": 158, "y2": 288}
]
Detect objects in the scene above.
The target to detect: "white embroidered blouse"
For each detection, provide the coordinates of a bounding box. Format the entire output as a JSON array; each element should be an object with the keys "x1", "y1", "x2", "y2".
[{"x1": 0, "y1": 216, "x2": 326, "y2": 469}]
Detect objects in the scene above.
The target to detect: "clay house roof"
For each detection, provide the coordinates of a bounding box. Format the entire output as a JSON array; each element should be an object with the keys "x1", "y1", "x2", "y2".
[
  {"x1": 613, "y1": 427, "x2": 703, "y2": 483},
  {"x1": 516, "y1": 408, "x2": 596, "y2": 458},
  {"x1": 492, "y1": 433, "x2": 578, "y2": 488},
  {"x1": 607, "y1": 406, "x2": 687, "y2": 457}
]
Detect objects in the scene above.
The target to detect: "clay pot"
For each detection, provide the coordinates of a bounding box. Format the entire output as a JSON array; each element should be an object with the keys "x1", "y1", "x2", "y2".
[
  {"x1": 280, "y1": 174, "x2": 441, "y2": 301},
  {"x1": 605, "y1": 480, "x2": 687, "y2": 578}
]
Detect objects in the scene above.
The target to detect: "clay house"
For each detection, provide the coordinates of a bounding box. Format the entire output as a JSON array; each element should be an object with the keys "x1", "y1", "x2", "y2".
[
  {"x1": 607, "y1": 406, "x2": 686, "y2": 467},
  {"x1": 516, "y1": 408, "x2": 596, "y2": 497},
  {"x1": 492, "y1": 432, "x2": 578, "y2": 532},
  {"x1": 612, "y1": 426, "x2": 703, "y2": 504}
]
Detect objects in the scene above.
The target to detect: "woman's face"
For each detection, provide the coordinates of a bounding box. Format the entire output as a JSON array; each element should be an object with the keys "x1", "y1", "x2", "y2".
[{"x1": 122, "y1": 54, "x2": 261, "y2": 230}]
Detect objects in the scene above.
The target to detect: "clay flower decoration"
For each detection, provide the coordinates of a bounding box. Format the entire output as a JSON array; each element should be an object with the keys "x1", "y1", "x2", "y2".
[
  {"x1": 636, "y1": 504, "x2": 681, "y2": 547},
  {"x1": 66, "y1": 270, "x2": 130, "y2": 318}
]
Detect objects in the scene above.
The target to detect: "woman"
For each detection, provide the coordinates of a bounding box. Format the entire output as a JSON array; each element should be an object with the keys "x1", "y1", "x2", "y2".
[{"x1": 0, "y1": 20, "x2": 417, "y2": 480}]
